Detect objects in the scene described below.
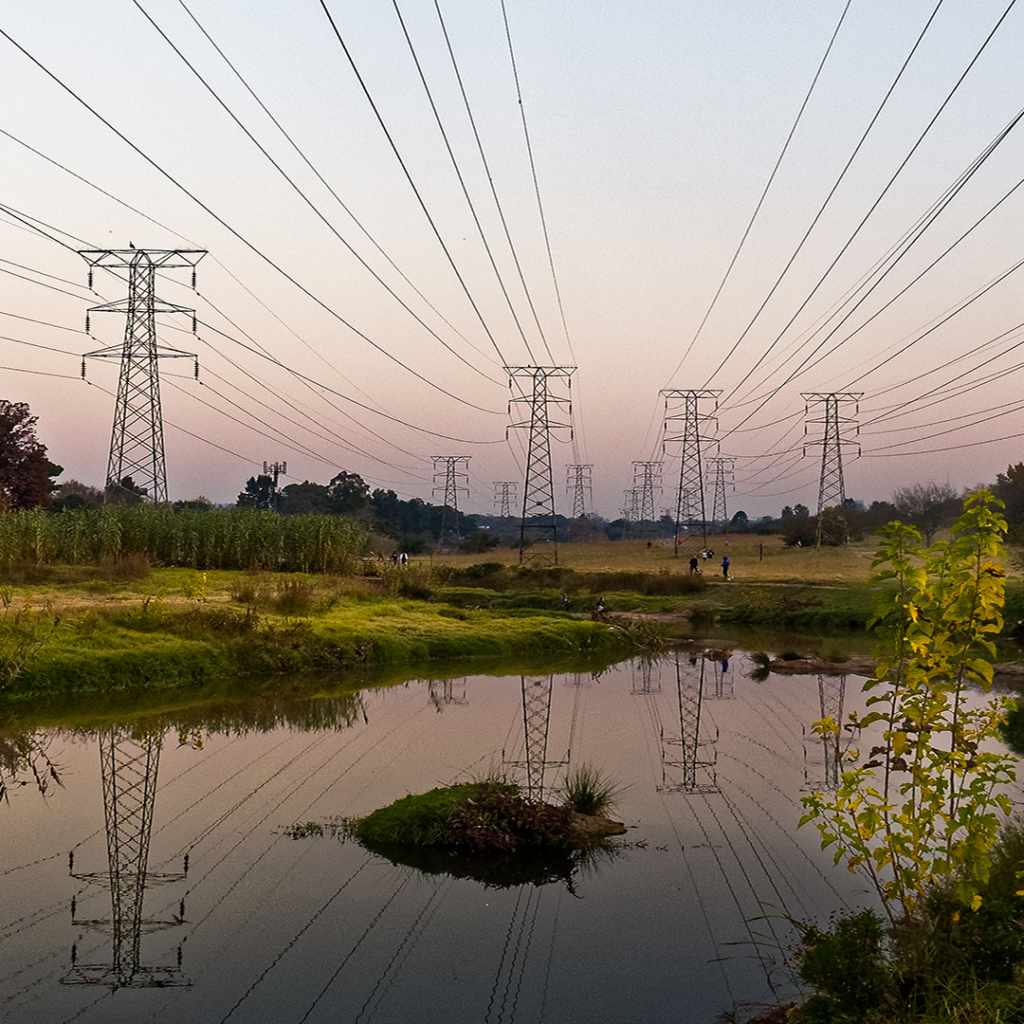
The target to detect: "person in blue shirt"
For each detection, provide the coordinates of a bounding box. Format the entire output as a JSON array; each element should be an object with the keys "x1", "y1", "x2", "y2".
[{"x1": 721, "y1": 555, "x2": 730, "y2": 579}]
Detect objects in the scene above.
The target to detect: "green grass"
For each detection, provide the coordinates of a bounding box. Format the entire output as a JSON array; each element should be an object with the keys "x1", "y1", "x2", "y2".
[{"x1": 557, "y1": 764, "x2": 625, "y2": 816}]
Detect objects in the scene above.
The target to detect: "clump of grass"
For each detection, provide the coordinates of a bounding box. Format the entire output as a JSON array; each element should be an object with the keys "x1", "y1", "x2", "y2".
[
  {"x1": 273, "y1": 578, "x2": 316, "y2": 615},
  {"x1": 557, "y1": 764, "x2": 624, "y2": 817}
]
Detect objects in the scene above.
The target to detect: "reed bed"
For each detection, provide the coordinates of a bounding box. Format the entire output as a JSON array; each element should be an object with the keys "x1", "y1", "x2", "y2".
[{"x1": 0, "y1": 507, "x2": 367, "y2": 574}]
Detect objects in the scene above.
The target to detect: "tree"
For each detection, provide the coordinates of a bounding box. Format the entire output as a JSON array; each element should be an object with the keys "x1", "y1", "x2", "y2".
[
  {"x1": 0, "y1": 401, "x2": 52, "y2": 511},
  {"x1": 993, "y1": 463, "x2": 1024, "y2": 541},
  {"x1": 325, "y1": 471, "x2": 370, "y2": 516},
  {"x1": 891, "y1": 481, "x2": 959, "y2": 544},
  {"x1": 106, "y1": 476, "x2": 147, "y2": 507},
  {"x1": 730, "y1": 510, "x2": 749, "y2": 528},
  {"x1": 237, "y1": 474, "x2": 275, "y2": 511},
  {"x1": 51, "y1": 479, "x2": 104, "y2": 512}
]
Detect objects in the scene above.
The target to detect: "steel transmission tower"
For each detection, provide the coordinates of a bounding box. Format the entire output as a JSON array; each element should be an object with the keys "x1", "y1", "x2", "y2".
[
  {"x1": 493, "y1": 481, "x2": 517, "y2": 518},
  {"x1": 659, "y1": 656, "x2": 719, "y2": 794},
  {"x1": 633, "y1": 461, "x2": 662, "y2": 530},
  {"x1": 661, "y1": 389, "x2": 720, "y2": 553},
  {"x1": 803, "y1": 674, "x2": 847, "y2": 791},
  {"x1": 65, "y1": 728, "x2": 188, "y2": 989},
  {"x1": 802, "y1": 392, "x2": 862, "y2": 546},
  {"x1": 503, "y1": 676, "x2": 568, "y2": 800},
  {"x1": 566, "y1": 464, "x2": 593, "y2": 520},
  {"x1": 620, "y1": 488, "x2": 640, "y2": 539},
  {"x1": 432, "y1": 456, "x2": 470, "y2": 548},
  {"x1": 708, "y1": 457, "x2": 735, "y2": 531},
  {"x1": 505, "y1": 366, "x2": 575, "y2": 565},
  {"x1": 80, "y1": 249, "x2": 206, "y2": 504}
]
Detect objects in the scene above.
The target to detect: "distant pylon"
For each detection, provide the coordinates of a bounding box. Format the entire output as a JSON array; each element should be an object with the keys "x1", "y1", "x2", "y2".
[
  {"x1": 661, "y1": 389, "x2": 720, "y2": 553},
  {"x1": 802, "y1": 392, "x2": 862, "y2": 546},
  {"x1": 566, "y1": 464, "x2": 593, "y2": 520},
  {"x1": 431, "y1": 456, "x2": 470, "y2": 548},
  {"x1": 80, "y1": 249, "x2": 206, "y2": 505},
  {"x1": 503, "y1": 676, "x2": 568, "y2": 800},
  {"x1": 659, "y1": 656, "x2": 719, "y2": 794},
  {"x1": 493, "y1": 481, "x2": 517, "y2": 518},
  {"x1": 505, "y1": 366, "x2": 575, "y2": 565},
  {"x1": 803, "y1": 674, "x2": 847, "y2": 791},
  {"x1": 633, "y1": 461, "x2": 662, "y2": 530},
  {"x1": 65, "y1": 728, "x2": 188, "y2": 989},
  {"x1": 621, "y1": 488, "x2": 640, "y2": 539},
  {"x1": 708, "y1": 457, "x2": 735, "y2": 531}
]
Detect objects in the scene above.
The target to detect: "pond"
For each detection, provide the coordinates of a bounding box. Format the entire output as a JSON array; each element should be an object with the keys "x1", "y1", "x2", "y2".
[{"x1": 3, "y1": 652, "x2": 1012, "y2": 1024}]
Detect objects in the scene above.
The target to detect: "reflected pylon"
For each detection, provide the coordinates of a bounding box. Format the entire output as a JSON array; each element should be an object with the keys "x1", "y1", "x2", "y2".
[
  {"x1": 428, "y1": 678, "x2": 468, "y2": 711},
  {"x1": 630, "y1": 657, "x2": 660, "y2": 695},
  {"x1": 659, "y1": 657, "x2": 720, "y2": 794},
  {"x1": 504, "y1": 676, "x2": 569, "y2": 800},
  {"x1": 803, "y1": 674, "x2": 847, "y2": 791},
  {"x1": 64, "y1": 728, "x2": 188, "y2": 989}
]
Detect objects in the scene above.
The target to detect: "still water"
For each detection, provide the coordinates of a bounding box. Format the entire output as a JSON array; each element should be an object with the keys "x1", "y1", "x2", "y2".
[{"x1": 0, "y1": 654, "x2": 968, "y2": 1023}]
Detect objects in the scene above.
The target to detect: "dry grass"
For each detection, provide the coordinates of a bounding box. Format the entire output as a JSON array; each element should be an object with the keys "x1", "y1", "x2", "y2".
[{"x1": 428, "y1": 535, "x2": 881, "y2": 585}]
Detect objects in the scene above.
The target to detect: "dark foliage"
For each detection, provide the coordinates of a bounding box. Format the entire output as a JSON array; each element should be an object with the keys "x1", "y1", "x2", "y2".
[{"x1": 0, "y1": 401, "x2": 51, "y2": 511}]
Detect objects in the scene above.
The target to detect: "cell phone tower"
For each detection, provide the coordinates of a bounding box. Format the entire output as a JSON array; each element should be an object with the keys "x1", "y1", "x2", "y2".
[
  {"x1": 431, "y1": 456, "x2": 470, "y2": 548},
  {"x1": 566, "y1": 464, "x2": 593, "y2": 520},
  {"x1": 708, "y1": 457, "x2": 735, "y2": 532},
  {"x1": 80, "y1": 248, "x2": 206, "y2": 505},
  {"x1": 661, "y1": 389, "x2": 720, "y2": 553},
  {"x1": 802, "y1": 392, "x2": 862, "y2": 546},
  {"x1": 493, "y1": 481, "x2": 518, "y2": 518},
  {"x1": 505, "y1": 366, "x2": 575, "y2": 565}
]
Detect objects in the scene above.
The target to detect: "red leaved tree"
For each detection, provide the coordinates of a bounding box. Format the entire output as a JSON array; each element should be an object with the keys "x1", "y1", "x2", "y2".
[{"x1": 0, "y1": 401, "x2": 52, "y2": 511}]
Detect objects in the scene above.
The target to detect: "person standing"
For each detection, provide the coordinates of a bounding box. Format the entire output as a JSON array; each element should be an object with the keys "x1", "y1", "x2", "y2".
[
  {"x1": 721, "y1": 554, "x2": 730, "y2": 579},
  {"x1": 689, "y1": 556, "x2": 699, "y2": 574}
]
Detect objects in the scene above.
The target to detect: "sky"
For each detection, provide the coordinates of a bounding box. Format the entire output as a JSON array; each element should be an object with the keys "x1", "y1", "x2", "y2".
[{"x1": 3, "y1": 0, "x2": 1024, "y2": 521}]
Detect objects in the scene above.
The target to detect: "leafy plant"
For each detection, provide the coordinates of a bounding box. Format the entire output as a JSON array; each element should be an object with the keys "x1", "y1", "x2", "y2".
[{"x1": 799, "y1": 491, "x2": 1017, "y2": 922}]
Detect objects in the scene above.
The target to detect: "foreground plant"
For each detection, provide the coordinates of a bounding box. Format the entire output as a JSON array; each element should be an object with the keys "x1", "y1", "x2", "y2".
[{"x1": 800, "y1": 490, "x2": 1016, "y2": 922}]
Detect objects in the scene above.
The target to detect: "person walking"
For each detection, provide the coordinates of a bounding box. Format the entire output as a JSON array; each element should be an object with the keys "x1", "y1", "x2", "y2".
[
  {"x1": 689, "y1": 555, "x2": 699, "y2": 574},
  {"x1": 721, "y1": 554, "x2": 730, "y2": 579}
]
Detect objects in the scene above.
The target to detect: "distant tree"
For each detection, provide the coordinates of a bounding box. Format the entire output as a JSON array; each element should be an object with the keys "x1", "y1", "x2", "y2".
[
  {"x1": 780, "y1": 513, "x2": 817, "y2": 548},
  {"x1": 325, "y1": 471, "x2": 370, "y2": 516},
  {"x1": 459, "y1": 531, "x2": 501, "y2": 554},
  {"x1": 105, "y1": 476, "x2": 147, "y2": 507},
  {"x1": 173, "y1": 496, "x2": 214, "y2": 513},
  {"x1": 279, "y1": 479, "x2": 329, "y2": 515},
  {"x1": 237, "y1": 474, "x2": 275, "y2": 511},
  {"x1": 793, "y1": 504, "x2": 811, "y2": 519},
  {"x1": 892, "y1": 481, "x2": 960, "y2": 544},
  {"x1": 51, "y1": 479, "x2": 104, "y2": 512},
  {"x1": 0, "y1": 400, "x2": 52, "y2": 511},
  {"x1": 781, "y1": 506, "x2": 794, "y2": 520},
  {"x1": 730, "y1": 510, "x2": 749, "y2": 528},
  {"x1": 993, "y1": 463, "x2": 1024, "y2": 529}
]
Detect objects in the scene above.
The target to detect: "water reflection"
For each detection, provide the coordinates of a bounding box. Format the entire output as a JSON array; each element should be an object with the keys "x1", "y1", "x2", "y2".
[
  {"x1": 65, "y1": 728, "x2": 188, "y2": 990},
  {"x1": 4, "y1": 653, "x2": 968, "y2": 1023}
]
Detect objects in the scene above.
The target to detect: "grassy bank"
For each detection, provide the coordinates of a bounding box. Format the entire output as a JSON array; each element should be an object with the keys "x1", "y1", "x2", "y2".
[{"x1": 0, "y1": 566, "x2": 633, "y2": 703}]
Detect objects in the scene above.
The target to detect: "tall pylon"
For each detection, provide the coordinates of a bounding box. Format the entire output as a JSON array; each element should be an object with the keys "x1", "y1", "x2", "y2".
[
  {"x1": 620, "y1": 488, "x2": 640, "y2": 540},
  {"x1": 80, "y1": 249, "x2": 206, "y2": 505},
  {"x1": 65, "y1": 728, "x2": 188, "y2": 989},
  {"x1": 633, "y1": 461, "x2": 662, "y2": 530},
  {"x1": 659, "y1": 656, "x2": 720, "y2": 794},
  {"x1": 505, "y1": 366, "x2": 575, "y2": 565},
  {"x1": 431, "y1": 456, "x2": 470, "y2": 548},
  {"x1": 661, "y1": 389, "x2": 720, "y2": 553},
  {"x1": 493, "y1": 481, "x2": 517, "y2": 518},
  {"x1": 803, "y1": 674, "x2": 847, "y2": 791},
  {"x1": 708, "y1": 457, "x2": 735, "y2": 532},
  {"x1": 503, "y1": 676, "x2": 568, "y2": 800},
  {"x1": 802, "y1": 392, "x2": 862, "y2": 546},
  {"x1": 566, "y1": 464, "x2": 593, "y2": 520}
]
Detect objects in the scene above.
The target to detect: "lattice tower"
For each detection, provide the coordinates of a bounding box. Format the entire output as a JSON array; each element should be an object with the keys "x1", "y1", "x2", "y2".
[
  {"x1": 493, "y1": 481, "x2": 517, "y2": 518},
  {"x1": 802, "y1": 674, "x2": 847, "y2": 792},
  {"x1": 633, "y1": 461, "x2": 662, "y2": 526},
  {"x1": 661, "y1": 389, "x2": 720, "y2": 553},
  {"x1": 80, "y1": 249, "x2": 205, "y2": 504},
  {"x1": 503, "y1": 677, "x2": 568, "y2": 800},
  {"x1": 659, "y1": 657, "x2": 720, "y2": 794},
  {"x1": 65, "y1": 728, "x2": 188, "y2": 989},
  {"x1": 708, "y1": 457, "x2": 735, "y2": 531},
  {"x1": 565, "y1": 464, "x2": 593, "y2": 520},
  {"x1": 802, "y1": 393, "x2": 862, "y2": 546},
  {"x1": 431, "y1": 456, "x2": 470, "y2": 548},
  {"x1": 505, "y1": 367, "x2": 575, "y2": 565}
]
